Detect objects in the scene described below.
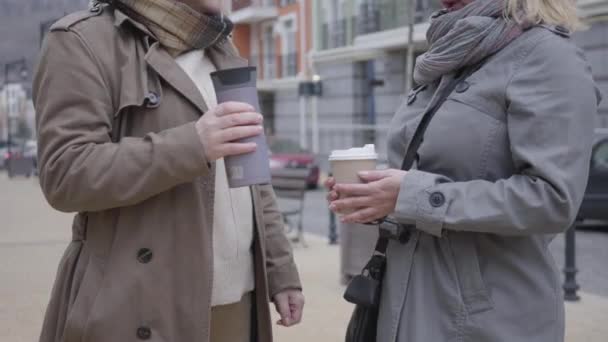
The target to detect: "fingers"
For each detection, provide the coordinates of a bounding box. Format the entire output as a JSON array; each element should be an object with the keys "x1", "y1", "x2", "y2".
[
  {"x1": 342, "y1": 207, "x2": 383, "y2": 224},
  {"x1": 330, "y1": 196, "x2": 373, "y2": 214},
  {"x1": 358, "y1": 170, "x2": 392, "y2": 183},
  {"x1": 217, "y1": 125, "x2": 263, "y2": 143},
  {"x1": 326, "y1": 190, "x2": 339, "y2": 202},
  {"x1": 324, "y1": 177, "x2": 336, "y2": 190},
  {"x1": 274, "y1": 295, "x2": 292, "y2": 327},
  {"x1": 334, "y1": 183, "x2": 373, "y2": 197},
  {"x1": 290, "y1": 294, "x2": 305, "y2": 325},
  {"x1": 218, "y1": 112, "x2": 263, "y2": 129},
  {"x1": 218, "y1": 143, "x2": 257, "y2": 157},
  {"x1": 214, "y1": 102, "x2": 255, "y2": 116}
]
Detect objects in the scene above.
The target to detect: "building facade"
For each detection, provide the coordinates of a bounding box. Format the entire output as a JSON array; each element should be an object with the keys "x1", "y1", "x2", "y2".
[
  {"x1": 578, "y1": 1, "x2": 608, "y2": 126},
  {"x1": 309, "y1": 0, "x2": 441, "y2": 162},
  {"x1": 0, "y1": 83, "x2": 31, "y2": 142},
  {"x1": 230, "y1": 0, "x2": 313, "y2": 141},
  {"x1": 229, "y1": 0, "x2": 608, "y2": 165}
]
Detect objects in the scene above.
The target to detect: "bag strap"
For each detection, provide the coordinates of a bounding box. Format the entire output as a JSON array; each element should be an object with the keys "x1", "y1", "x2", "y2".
[{"x1": 373, "y1": 67, "x2": 480, "y2": 256}]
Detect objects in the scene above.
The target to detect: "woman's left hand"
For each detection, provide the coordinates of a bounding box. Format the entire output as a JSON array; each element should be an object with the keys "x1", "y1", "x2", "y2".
[{"x1": 328, "y1": 169, "x2": 407, "y2": 224}]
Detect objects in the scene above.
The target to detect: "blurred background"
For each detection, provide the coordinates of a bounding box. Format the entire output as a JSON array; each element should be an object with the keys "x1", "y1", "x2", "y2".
[{"x1": 1, "y1": 1, "x2": 608, "y2": 341}]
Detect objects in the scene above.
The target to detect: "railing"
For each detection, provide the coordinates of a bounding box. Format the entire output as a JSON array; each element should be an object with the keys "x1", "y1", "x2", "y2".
[
  {"x1": 320, "y1": 18, "x2": 353, "y2": 50},
  {"x1": 357, "y1": 0, "x2": 441, "y2": 35},
  {"x1": 279, "y1": 53, "x2": 298, "y2": 78},
  {"x1": 232, "y1": 0, "x2": 276, "y2": 12},
  {"x1": 249, "y1": 54, "x2": 278, "y2": 80}
]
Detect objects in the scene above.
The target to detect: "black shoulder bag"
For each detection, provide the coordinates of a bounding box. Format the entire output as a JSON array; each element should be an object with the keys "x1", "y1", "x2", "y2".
[{"x1": 343, "y1": 67, "x2": 478, "y2": 342}]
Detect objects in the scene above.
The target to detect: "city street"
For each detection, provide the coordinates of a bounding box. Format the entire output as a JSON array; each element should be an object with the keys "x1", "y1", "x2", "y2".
[{"x1": 1, "y1": 174, "x2": 608, "y2": 342}]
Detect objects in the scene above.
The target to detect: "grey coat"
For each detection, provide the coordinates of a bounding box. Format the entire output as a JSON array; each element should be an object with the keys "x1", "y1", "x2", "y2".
[{"x1": 378, "y1": 26, "x2": 602, "y2": 342}]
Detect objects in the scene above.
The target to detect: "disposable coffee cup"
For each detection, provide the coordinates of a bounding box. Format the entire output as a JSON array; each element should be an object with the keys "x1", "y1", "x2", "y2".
[
  {"x1": 329, "y1": 144, "x2": 378, "y2": 186},
  {"x1": 211, "y1": 66, "x2": 271, "y2": 188}
]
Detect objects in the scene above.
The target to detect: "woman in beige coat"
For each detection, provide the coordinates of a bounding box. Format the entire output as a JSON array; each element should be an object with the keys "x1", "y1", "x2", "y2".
[
  {"x1": 328, "y1": 0, "x2": 602, "y2": 341},
  {"x1": 34, "y1": 1, "x2": 304, "y2": 341}
]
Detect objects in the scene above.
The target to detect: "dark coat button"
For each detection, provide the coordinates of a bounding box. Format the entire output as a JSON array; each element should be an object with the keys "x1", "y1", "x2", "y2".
[
  {"x1": 137, "y1": 248, "x2": 153, "y2": 264},
  {"x1": 145, "y1": 92, "x2": 160, "y2": 108},
  {"x1": 455, "y1": 81, "x2": 470, "y2": 93},
  {"x1": 429, "y1": 192, "x2": 446, "y2": 208},
  {"x1": 137, "y1": 327, "x2": 151, "y2": 340}
]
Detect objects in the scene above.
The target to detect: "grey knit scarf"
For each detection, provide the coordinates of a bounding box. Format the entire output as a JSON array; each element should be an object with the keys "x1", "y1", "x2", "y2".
[{"x1": 414, "y1": 0, "x2": 530, "y2": 85}]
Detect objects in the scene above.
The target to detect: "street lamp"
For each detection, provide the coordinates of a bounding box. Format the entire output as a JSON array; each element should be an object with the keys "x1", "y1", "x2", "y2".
[{"x1": 3, "y1": 58, "x2": 29, "y2": 171}]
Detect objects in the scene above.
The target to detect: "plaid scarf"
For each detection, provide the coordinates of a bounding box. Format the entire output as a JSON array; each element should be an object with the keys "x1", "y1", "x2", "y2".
[
  {"x1": 414, "y1": 0, "x2": 530, "y2": 85},
  {"x1": 111, "y1": 0, "x2": 234, "y2": 56}
]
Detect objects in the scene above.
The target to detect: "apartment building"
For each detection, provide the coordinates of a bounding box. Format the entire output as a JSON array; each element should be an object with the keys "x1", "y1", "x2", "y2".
[
  {"x1": 309, "y1": 0, "x2": 441, "y2": 161},
  {"x1": 229, "y1": 0, "x2": 608, "y2": 162},
  {"x1": 577, "y1": 0, "x2": 608, "y2": 125},
  {"x1": 229, "y1": 0, "x2": 313, "y2": 139},
  {"x1": 309, "y1": 0, "x2": 608, "y2": 161}
]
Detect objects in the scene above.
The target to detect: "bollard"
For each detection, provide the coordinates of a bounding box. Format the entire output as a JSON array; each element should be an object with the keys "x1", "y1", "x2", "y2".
[
  {"x1": 329, "y1": 207, "x2": 338, "y2": 245},
  {"x1": 563, "y1": 222, "x2": 580, "y2": 301},
  {"x1": 328, "y1": 173, "x2": 338, "y2": 245}
]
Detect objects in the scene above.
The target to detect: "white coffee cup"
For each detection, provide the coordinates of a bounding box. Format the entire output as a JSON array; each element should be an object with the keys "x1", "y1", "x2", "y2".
[{"x1": 329, "y1": 144, "x2": 378, "y2": 186}]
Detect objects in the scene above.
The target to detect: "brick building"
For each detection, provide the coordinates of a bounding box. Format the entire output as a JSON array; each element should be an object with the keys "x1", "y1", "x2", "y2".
[{"x1": 229, "y1": 0, "x2": 314, "y2": 141}]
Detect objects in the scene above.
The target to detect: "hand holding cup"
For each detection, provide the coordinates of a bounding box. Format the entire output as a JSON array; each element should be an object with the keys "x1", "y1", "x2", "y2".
[{"x1": 195, "y1": 101, "x2": 264, "y2": 162}]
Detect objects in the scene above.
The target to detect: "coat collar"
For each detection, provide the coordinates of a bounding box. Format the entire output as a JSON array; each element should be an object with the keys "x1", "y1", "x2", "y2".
[{"x1": 114, "y1": 7, "x2": 249, "y2": 115}]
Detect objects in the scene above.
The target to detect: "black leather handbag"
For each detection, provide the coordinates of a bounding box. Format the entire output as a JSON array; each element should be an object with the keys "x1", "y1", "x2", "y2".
[{"x1": 343, "y1": 68, "x2": 477, "y2": 342}]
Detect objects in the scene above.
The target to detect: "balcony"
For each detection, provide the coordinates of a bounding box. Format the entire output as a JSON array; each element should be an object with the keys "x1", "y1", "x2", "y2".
[
  {"x1": 250, "y1": 54, "x2": 277, "y2": 80},
  {"x1": 279, "y1": 53, "x2": 299, "y2": 78},
  {"x1": 578, "y1": 0, "x2": 608, "y2": 18},
  {"x1": 230, "y1": 0, "x2": 279, "y2": 24},
  {"x1": 321, "y1": 18, "x2": 356, "y2": 50},
  {"x1": 357, "y1": 0, "x2": 440, "y2": 35}
]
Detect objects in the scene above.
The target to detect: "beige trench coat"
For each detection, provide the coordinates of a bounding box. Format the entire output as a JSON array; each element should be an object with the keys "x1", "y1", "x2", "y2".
[{"x1": 33, "y1": 5, "x2": 301, "y2": 342}]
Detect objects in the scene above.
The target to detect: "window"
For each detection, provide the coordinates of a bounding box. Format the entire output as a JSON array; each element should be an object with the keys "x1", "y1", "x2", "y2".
[
  {"x1": 263, "y1": 24, "x2": 276, "y2": 79},
  {"x1": 279, "y1": 16, "x2": 298, "y2": 77},
  {"x1": 280, "y1": 0, "x2": 297, "y2": 6}
]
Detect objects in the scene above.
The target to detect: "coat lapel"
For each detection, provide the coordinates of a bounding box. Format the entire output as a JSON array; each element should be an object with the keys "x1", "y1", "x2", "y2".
[{"x1": 145, "y1": 42, "x2": 209, "y2": 114}]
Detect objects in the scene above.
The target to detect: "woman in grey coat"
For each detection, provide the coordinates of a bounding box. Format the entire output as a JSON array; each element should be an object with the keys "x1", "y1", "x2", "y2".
[{"x1": 326, "y1": 0, "x2": 603, "y2": 341}]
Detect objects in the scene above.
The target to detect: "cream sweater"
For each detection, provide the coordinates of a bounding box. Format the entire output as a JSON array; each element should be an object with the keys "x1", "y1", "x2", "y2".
[{"x1": 176, "y1": 49, "x2": 255, "y2": 307}]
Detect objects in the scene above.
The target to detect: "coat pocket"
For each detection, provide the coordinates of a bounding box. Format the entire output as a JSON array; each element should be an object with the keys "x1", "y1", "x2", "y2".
[
  {"x1": 446, "y1": 232, "x2": 493, "y2": 315},
  {"x1": 61, "y1": 249, "x2": 104, "y2": 342}
]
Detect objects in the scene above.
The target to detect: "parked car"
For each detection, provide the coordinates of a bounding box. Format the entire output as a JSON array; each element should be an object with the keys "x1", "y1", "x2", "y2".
[
  {"x1": 268, "y1": 138, "x2": 320, "y2": 189},
  {"x1": 22, "y1": 140, "x2": 38, "y2": 174},
  {"x1": 0, "y1": 141, "x2": 20, "y2": 170},
  {"x1": 578, "y1": 138, "x2": 608, "y2": 223}
]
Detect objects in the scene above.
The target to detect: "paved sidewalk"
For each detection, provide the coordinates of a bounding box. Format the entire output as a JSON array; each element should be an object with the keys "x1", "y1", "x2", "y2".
[{"x1": 1, "y1": 175, "x2": 607, "y2": 341}]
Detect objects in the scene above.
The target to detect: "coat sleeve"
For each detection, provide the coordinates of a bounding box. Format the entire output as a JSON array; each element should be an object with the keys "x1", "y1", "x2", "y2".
[
  {"x1": 258, "y1": 184, "x2": 302, "y2": 298},
  {"x1": 34, "y1": 30, "x2": 210, "y2": 213},
  {"x1": 393, "y1": 36, "x2": 602, "y2": 237}
]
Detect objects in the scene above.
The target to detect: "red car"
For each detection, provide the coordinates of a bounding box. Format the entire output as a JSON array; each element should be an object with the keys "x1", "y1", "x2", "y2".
[{"x1": 268, "y1": 138, "x2": 320, "y2": 189}]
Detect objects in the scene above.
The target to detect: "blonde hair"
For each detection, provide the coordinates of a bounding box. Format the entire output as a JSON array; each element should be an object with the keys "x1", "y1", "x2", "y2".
[{"x1": 506, "y1": 0, "x2": 580, "y2": 31}]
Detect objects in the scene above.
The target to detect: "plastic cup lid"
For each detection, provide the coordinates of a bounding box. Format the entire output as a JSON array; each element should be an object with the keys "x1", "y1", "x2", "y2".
[{"x1": 329, "y1": 144, "x2": 378, "y2": 161}]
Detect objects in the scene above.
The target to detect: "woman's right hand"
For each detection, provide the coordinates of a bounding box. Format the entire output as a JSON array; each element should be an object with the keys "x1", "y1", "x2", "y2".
[{"x1": 196, "y1": 102, "x2": 264, "y2": 162}]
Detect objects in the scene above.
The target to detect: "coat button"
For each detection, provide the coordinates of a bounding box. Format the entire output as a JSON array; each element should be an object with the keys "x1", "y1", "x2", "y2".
[
  {"x1": 137, "y1": 248, "x2": 153, "y2": 264},
  {"x1": 137, "y1": 327, "x2": 151, "y2": 340},
  {"x1": 145, "y1": 92, "x2": 160, "y2": 108},
  {"x1": 455, "y1": 81, "x2": 470, "y2": 93},
  {"x1": 429, "y1": 192, "x2": 446, "y2": 208}
]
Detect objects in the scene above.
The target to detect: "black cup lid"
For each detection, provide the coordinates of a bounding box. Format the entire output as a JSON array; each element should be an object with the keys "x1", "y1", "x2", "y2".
[{"x1": 210, "y1": 66, "x2": 256, "y2": 87}]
